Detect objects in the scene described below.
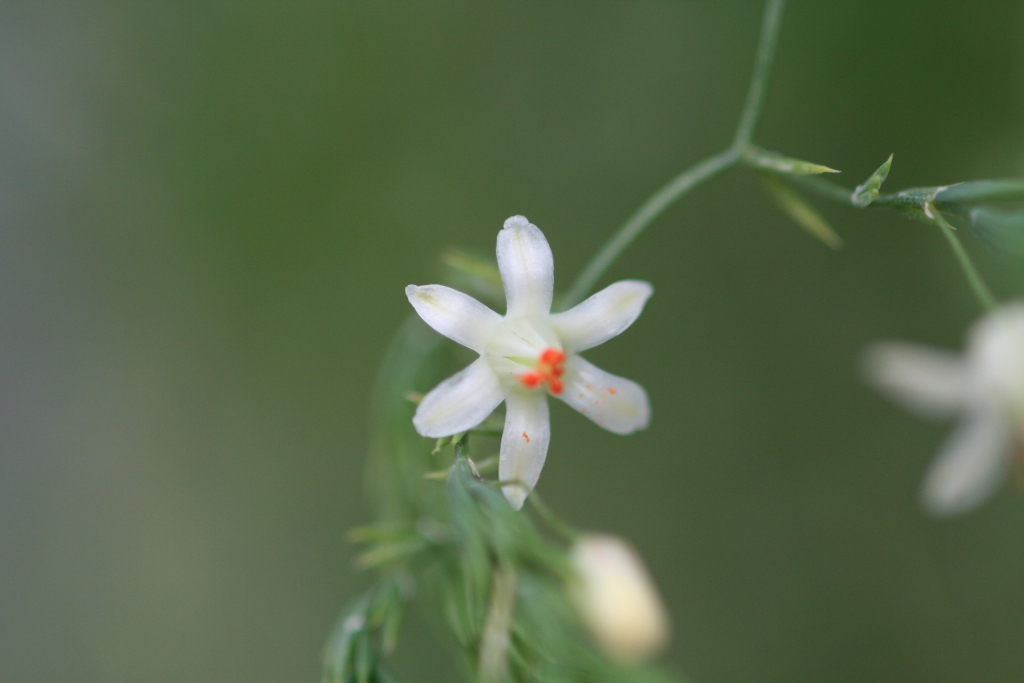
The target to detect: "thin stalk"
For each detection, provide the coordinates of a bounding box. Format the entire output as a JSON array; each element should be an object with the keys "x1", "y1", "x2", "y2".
[
  {"x1": 733, "y1": 0, "x2": 787, "y2": 148},
  {"x1": 931, "y1": 208, "x2": 997, "y2": 311},
  {"x1": 561, "y1": 148, "x2": 738, "y2": 307},
  {"x1": 526, "y1": 491, "x2": 578, "y2": 543}
]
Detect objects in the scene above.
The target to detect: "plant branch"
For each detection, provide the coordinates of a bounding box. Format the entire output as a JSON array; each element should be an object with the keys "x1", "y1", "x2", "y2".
[{"x1": 782, "y1": 172, "x2": 936, "y2": 211}]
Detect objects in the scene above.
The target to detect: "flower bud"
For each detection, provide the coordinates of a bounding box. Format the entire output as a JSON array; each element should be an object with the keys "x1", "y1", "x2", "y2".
[{"x1": 570, "y1": 534, "x2": 670, "y2": 663}]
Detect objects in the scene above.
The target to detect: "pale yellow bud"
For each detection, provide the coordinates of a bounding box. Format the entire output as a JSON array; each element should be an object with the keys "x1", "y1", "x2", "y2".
[{"x1": 570, "y1": 533, "x2": 670, "y2": 663}]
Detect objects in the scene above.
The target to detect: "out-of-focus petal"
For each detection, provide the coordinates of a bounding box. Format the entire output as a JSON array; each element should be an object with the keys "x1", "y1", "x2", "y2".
[
  {"x1": 550, "y1": 280, "x2": 653, "y2": 353},
  {"x1": 558, "y1": 355, "x2": 649, "y2": 435},
  {"x1": 968, "y1": 303, "x2": 1024, "y2": 408},
  {"x1": 496, "y1": 216, "x2": 554, "y2": 318},
  {"x1": 863, "y1": 341, "x2": 968, "y2": 419},
  {"x1": 413, "y1": 358, "x2": 507, "y2": 438},
  {"x1": 406, "y1": 284, "x2": 501, "y2": 354},
  {"x1": 921, "y1": 407, "x2": 1011, "y2": 516},
  {"x1": 499, "y1": 390, "x2": 551, "y2": 510}
]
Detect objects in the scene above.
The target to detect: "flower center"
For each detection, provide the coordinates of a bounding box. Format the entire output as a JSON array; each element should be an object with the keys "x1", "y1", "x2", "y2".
[
  {"x1": 518, "y1": 347, "x2": 566, "y2": 395},
  {"x1": 483, "y1": 317, "x2": 563, "y2": 391}
]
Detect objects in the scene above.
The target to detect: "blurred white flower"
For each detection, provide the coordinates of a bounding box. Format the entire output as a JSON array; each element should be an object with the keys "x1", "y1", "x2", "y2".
[
  {"x1": 865, "y1": 303, "x2": 1024, "y2": 515},
  {"x1": 406, "y1": 216, "x2": 651, "y2": 509},
  {"x1": 570, "y1": 533, "x2": 670, "y2": 663}
]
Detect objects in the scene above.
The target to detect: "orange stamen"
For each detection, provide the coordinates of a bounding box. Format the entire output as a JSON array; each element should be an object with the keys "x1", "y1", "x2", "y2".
[
  {"x1": 519, "y1": 372, "x2": 542, "y2": 388},
  {"x1": 516, "y1": 346, "x2": 566, "y2": 395},
  {"x1": 540, "y1": 348, "x2": 565, "y2": 365}
]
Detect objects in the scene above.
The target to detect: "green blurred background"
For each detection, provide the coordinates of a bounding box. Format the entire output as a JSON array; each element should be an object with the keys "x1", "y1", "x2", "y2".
[{"x1": 2, "y1": 1, "x2": 1024, "y2": 681}]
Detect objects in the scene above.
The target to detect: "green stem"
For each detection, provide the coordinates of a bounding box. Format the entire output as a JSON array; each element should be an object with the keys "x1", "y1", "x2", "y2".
[
  {"x1": 563, "y1": 0, "x2": 787, "y2": 307},
  {"x1": 562, "y1": 148, "x2": 739, "y2": 307},
  {"x1": 732, "y1": 0, "x2": 787, "y2": 148},
  {"x1": 526, "y1": 491, "x2": 578, "y2": 543},
  {"x1": 931, "y1": 208, "x2": 997, "y2": 311}
]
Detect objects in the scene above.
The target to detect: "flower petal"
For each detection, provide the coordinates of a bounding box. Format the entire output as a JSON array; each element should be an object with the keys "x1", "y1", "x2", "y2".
[
  {"x1": 550, "y1": 280, "x2": 653, "y2": 352},
  {"x1": 921, "y1": 407, "x2": 1011, "y2": 516},
  {"x1": 863, "y1": 341, "x2": 968, "y2": 419},
  {"x1": 499, "y1": 391, "x2": 550, "y2": 510},
  {"x1": 497, "y1": 216, "x2": 554, "y2": 317},
  {"x1": 558, "y1": 355, "x2": 650, "y2": 435},
  {"x1": 413, "y1": 357, "x2": 507, "y2": 438},
  {"x1": 406, "y1": 284, "x2": 502, "y2": 353}
]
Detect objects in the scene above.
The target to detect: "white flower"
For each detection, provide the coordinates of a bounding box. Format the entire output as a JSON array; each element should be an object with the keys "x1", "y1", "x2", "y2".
[
  {"x1": 570, "y1": 533, "x2": 670, "y2": 663},
  {"x1": 406, "y1": 216, "x2": 652, "y2": 509},
  {"x1": 865, "y1": 303, "x2": 1024, "y2": 516}
]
